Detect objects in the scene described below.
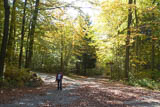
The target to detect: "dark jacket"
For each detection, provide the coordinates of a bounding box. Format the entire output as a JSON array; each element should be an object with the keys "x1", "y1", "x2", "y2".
[{"x1": 56, "y1": 72, "x2": 63, "y2": 80}]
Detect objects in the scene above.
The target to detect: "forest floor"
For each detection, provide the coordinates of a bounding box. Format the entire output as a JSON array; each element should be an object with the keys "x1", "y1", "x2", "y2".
[{"x1": 0, "y1": 73, "x2": 160, "y2": 107}]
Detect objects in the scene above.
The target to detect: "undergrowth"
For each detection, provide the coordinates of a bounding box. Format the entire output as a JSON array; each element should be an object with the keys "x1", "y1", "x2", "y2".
[
  {"x1": 128, "y1": 70, "x2": 160, "y2": 90},
  {"x1": 0, "y1": 66, "x2": 43, "y2": 88}
]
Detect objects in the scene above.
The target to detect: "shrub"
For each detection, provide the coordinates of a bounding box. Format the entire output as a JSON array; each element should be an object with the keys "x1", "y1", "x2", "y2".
[
  {"x1": 134, "y1": 69, "x2": 160, "y2": 80},
  {"x1": 0, "y1": 66, "x2": 43, "y2": 88},
  {"x1": 128, "y1": 78, "x2": 160, "y2": 90}
]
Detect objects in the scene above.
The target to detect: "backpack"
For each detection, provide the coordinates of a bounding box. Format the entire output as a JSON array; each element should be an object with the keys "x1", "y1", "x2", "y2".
[{"x1": 57, "y1": 73, "x2": 62, "y2": 80}]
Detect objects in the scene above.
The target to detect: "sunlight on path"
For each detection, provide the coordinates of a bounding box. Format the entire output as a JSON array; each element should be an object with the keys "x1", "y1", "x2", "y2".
[
  {"x1": 0, "y1": 73, "x2": 81, "y2": 107},
  {"x1": 38, "y1": 72, "x2": 160, "y2": 107},
  {"x1": 1, "y1": 73, "x2": 160, "y2": 107}
]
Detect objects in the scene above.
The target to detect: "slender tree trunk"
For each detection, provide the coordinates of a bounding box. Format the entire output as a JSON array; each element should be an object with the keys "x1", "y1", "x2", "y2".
[
  {"x1": 61, "y1": 30, "x2": 64, "y2": 73},
  {"x1": 61, "y1": 50, "x2": 64, "y2": 72},
  {"x1": 25, "y1": 19, "x2": 32, "y2": 68},
  {"x1": 134, "y1": 0, "x2": 139, "y2": 72},
  {"x1": 25, "y1": 33, "x2": 30, "y2": 68},
  {"x1": 158, "y1": 45, "x2": 160, "y2": 72},
  {"x1": 117, "y1": 41, "x2": 120, "y2": 80},
  {"x1": 26, "y1": 0, "x2": 40, "y2": 68},
  {"x1": 110, "y1": 63, "x2": 113, "y2": 79},
  {"x1": 7, "y1": 0, "x2": 16, "y2": 63},
  {"x1": 64, "y1": 43, "x2": 73, "y2": 67},
  {"x1": 151, "y1": 0, "x2": 156, "y2": 71},
  {"x1": 19, "y1": 0, "x2": 27, "y2": 68},
  {"x1": 0, "y1": 1, "x2": 4, "y2": 41},
  {"x1": 13, "y1": 16, "x2": 16, "y2": 61},
  {"x1": 151, "y1": 40, "x2": 155, "y2": 71},
  {"x1": 0, "y1": 0, "x2": 10, "y2": 77},
  {"x1": 125, "y1": 0, "x2": 133, "y2": 81}
]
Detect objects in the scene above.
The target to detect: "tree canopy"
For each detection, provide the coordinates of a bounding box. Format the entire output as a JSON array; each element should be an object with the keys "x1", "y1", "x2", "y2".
[{"x1": 0, "y1": 0, "x2": 160, "y2": 88}]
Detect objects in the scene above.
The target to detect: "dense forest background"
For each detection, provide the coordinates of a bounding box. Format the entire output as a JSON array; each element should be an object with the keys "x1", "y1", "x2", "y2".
[{"x1": 1, "y1": 0, "x2": 160, "y2": 89}]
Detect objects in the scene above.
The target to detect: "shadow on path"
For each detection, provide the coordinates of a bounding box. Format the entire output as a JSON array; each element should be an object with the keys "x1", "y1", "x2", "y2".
[{"x1": 0, "y1": 73, "x2": 160, "y2": 107}]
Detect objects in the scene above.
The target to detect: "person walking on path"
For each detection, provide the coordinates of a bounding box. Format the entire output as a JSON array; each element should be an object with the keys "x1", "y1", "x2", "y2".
[{"x1": 56, "y1": 72, "x2": 63, "y2": 90}]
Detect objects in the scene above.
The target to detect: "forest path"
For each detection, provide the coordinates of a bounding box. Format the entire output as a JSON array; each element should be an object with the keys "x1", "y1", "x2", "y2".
[{"x1": 0, "y1": 73, "x2": 160, "y2": 107}]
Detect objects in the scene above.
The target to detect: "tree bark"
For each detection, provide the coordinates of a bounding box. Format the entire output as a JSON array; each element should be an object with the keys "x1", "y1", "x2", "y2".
[
  {"x1": 125, "y1": 0, "x2": 133, "y2": 81},
  {"x1": 19, "y1": 0, "x2": 27, "y2": 68},
  {"x1": 25, "y1": 18, "x2": 32, "y2": 68},
  {"x1": 26, "y1": 0, "x2": 40, "y2": 68},
  {"x1": 0, "y1": 0, "x2": 10, "y2": 77},
  {"x1": 7, "y1": 0, "x2": 16, "y2": 63}
]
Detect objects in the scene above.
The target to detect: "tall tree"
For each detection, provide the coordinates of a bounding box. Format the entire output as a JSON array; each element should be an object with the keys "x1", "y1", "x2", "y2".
[
  {"x1": 151, "y1": 0, "x2": 156, "y2": 71},
  {"x1": 0, "y1": 1, "x2": 4, "y2": 42},
  {"x1": 125, "y1": 0, "x2": 133, "y2": 80},
  {"x1": 26, "y1": 0, "x2": 40, "y2": 68},
  {"x1": 7, "y1": 0, "x2": 17, "y2": 63},
  {"x1": 134, "y1": 0, "x2": 139, "y2": 72},
  {"x1": 0, "y1": 0, "x2": 10, "y2": 77},
  {"x1": 74, "y1": 15, "x2": 96, "y2": 75},
  {"x1": 25, "y1": 20, "x2": 32, "y2": 68},
  {"x1": 19, "y1": 0, "x2": 27, "y2": 68},
  {"x1": 60, "y1": 26, "x2": 64, "y2": 72}
]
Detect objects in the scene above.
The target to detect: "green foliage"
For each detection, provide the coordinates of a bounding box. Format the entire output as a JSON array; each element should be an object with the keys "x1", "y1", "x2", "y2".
[
  {"x1": 128, "y1": 70, "x2": 160, "y2": 90},
  {"x1": 93, "y1": 0, "x2": 160, "y2": 81},
  {"x1": 0, "y1": 66, "x2": 43, "y2": 88},
  {"x1": 74, "y1": 15, "x2": 97, "y2": 75},
  {"x1": 85, "y1": 68, "x2": 103, "y2": 76},
  {"x1": 128, "y1": 78, "x2": 160, "y2": 90},
  {"x1": 134, "y1": 69, "x2": 160, "y2": 80}
]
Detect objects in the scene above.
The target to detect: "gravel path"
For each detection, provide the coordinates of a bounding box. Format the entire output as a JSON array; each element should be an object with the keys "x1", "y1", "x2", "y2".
[
  {"x1": 0, "y1": 73, "x2": 81, "y2": 107},
  {"x1": 0, "y1": 73, "x2": 160, "y2": 107}
]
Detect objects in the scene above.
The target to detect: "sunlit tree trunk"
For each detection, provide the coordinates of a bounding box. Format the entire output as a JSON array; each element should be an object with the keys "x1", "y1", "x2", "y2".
[
  {"x1": 26, "y1": 0, "x2": 40, "y2": 68},
  {"x1": 19, "y1": 0, "x2": 27, "y2": 68},
  {"x1": 125, "y1": 0, "x2": 133, "y2": 81},
  {"x1": 0, "y1": 0, "x2": 10, "y2": 77},
  {"x1": 7, "y1": 0, "x2": 17, "y2": 63}
]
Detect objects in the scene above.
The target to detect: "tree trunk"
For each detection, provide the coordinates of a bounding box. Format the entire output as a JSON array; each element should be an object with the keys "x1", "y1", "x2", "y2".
[
  {"x1": 26, "y1": 0, "x2": 40, "y2": 68},
  {"x1": 117, "y1": 41, "x2": 120, "y2": 80},
  {"x1": 134, "y1": 0, "x2": 139, "y2": 72},
  {"x1": 61, "y1": 30, "x2": 64, "y2": 73},
  {"x1": 151, "y1": 40, "x2": 155, "y2": 71},
  {"x1": 0, "y1": 0, "x2": 10, "y2": 77},
  {"x1": 0, "y1": 1, "x2": 4, "y2": 42},
  {"x1": 19, "y1": 0, "x2": 27, "y2": 68},
  {"x1": 7, "y1": 0, "x2": 16, "y2": 63},
  {"x1": 151, "y1": 0, "x2": 156, "y2": 71},
  {"x1": 25, "y1": 18, "x2": 32, "y2": 68},
  {"x1": 125, "y1": 0, "x2": 133, "y2": 81}
]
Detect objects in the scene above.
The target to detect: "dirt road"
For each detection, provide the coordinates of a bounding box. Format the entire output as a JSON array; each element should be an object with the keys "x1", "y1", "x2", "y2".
[{"x1": 0, "y1": 73, "x2": 160, "y2": 107}]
